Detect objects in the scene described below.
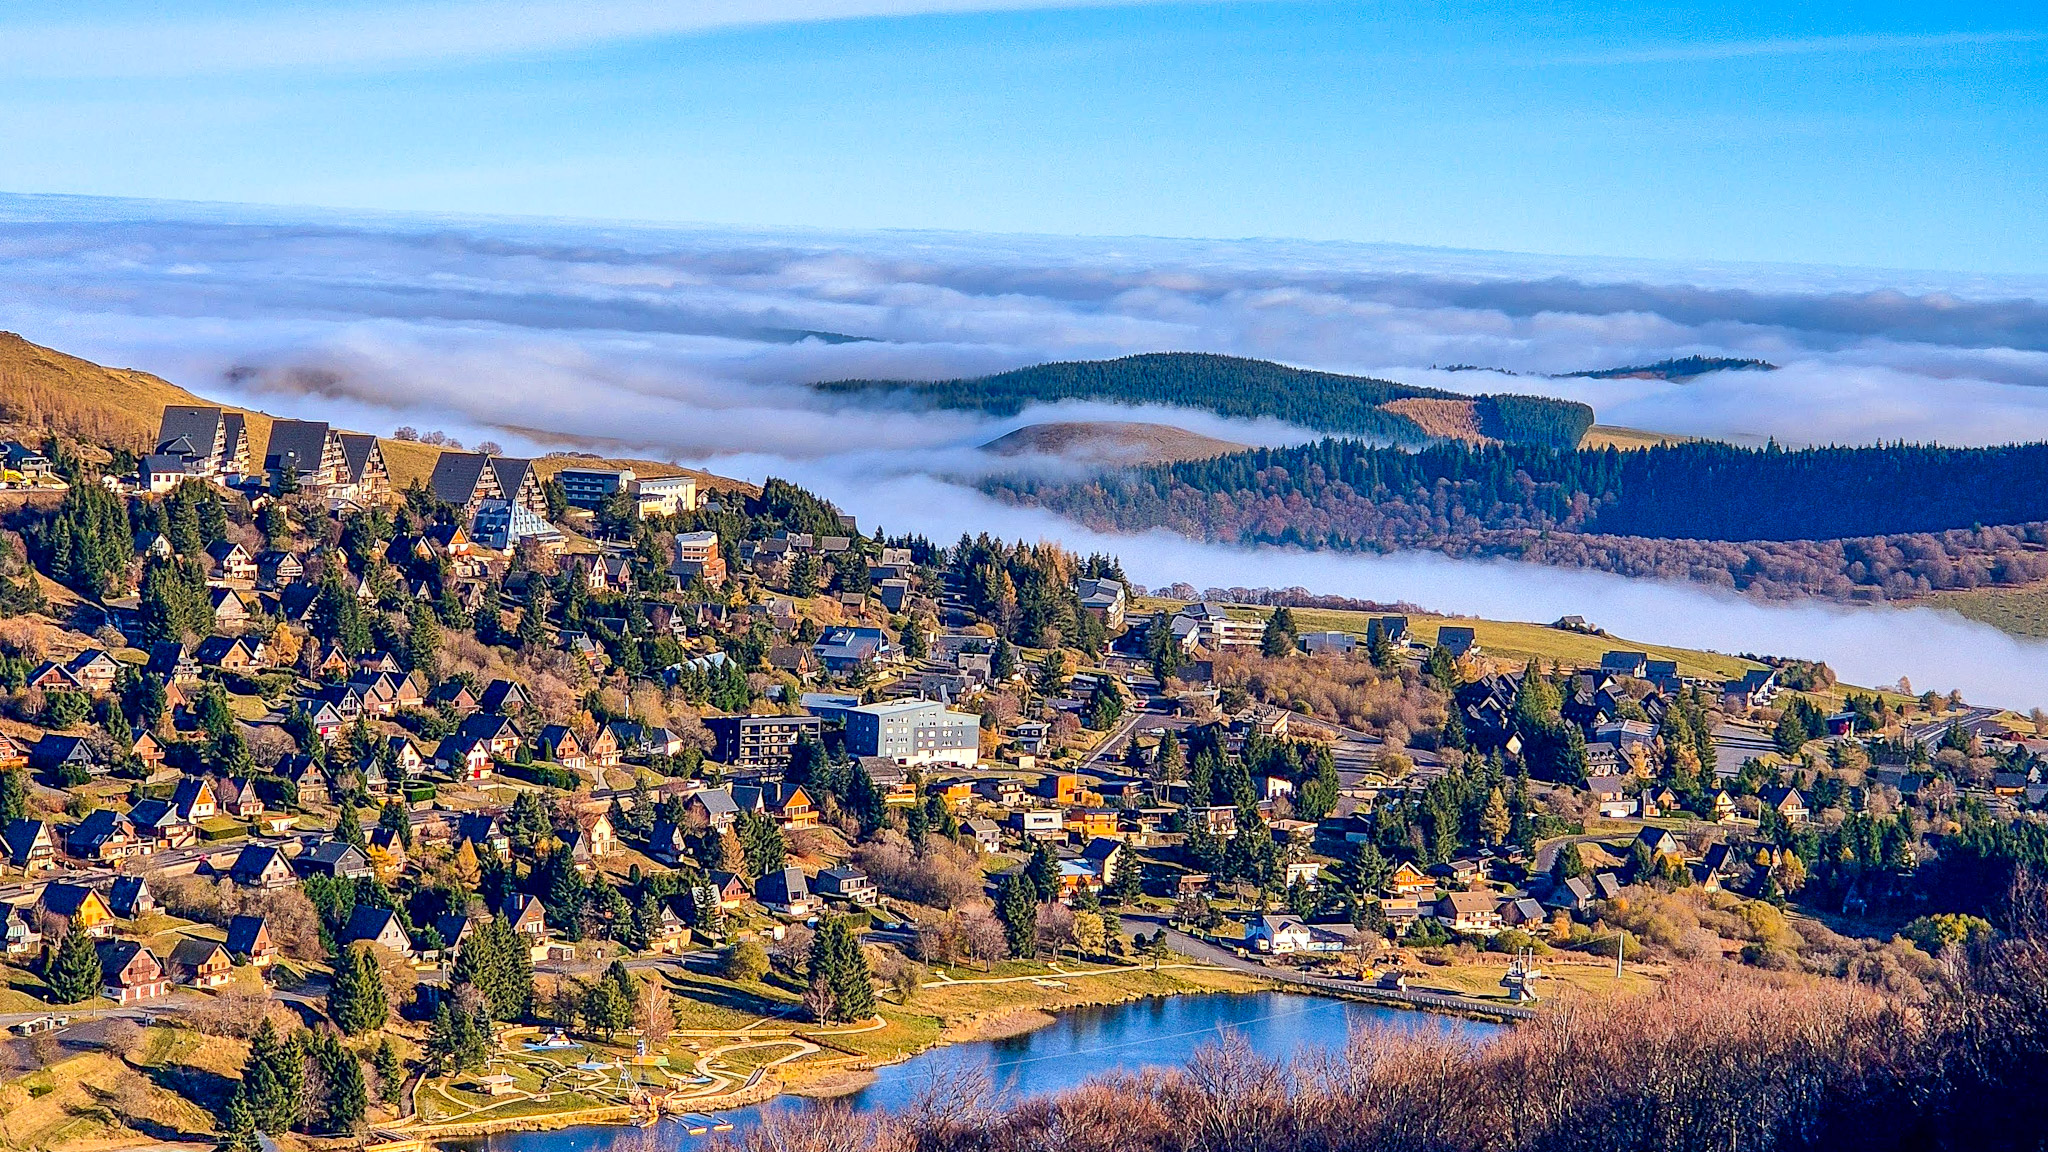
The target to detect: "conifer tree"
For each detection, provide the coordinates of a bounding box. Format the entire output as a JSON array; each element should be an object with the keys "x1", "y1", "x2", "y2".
[
  {"x1": 217, "y1": 1088, "x2": 260, "y2": 1152},
  {"x1": 335, "y1": 803, "x2": 367, "y2": 850},
  {"x1": 46, "y1": 927, "x2": 102, "y2": 1004},
  {"x1": 329, "y1": 943, "x2": 388, "y2": 1035},
  {"x1": 373, "y1": 1037, "x2": 404, "y2": 1106}
]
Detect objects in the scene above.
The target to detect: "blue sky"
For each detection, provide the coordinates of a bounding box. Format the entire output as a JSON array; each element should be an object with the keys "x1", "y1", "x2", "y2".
[{"x1": 0, "y1": 0, "x2": 2043, "y2": 272}]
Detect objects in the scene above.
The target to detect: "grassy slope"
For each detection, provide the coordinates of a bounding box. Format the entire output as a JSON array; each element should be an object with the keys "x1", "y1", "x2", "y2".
[
  {"x1": 0, "y1": 331, "x2": 756, "y2": 497},
  {"x1": 1924, "y1": 582, "x2": 2048, "y2": 641},
  {"x1": 1138, "y1": 596, "x2": 1761, "y2": 680},
  {"x1": 0, "y1": 330, "x2": 277, "y2": 454},
  {"x1": 1580, "y1": 424, "x2": 1691, "y2": 450}
]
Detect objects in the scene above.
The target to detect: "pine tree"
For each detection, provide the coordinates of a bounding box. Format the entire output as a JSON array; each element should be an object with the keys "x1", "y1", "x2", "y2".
[
  {"x1": 1261, "y1": 606, "x2": 1297, "y2": 657},
  {"x1": 425, "y1": 1002, "x2": 457, "y2": 1072},
  {"x1": 818, "y1": 919, "x2": 875, "y2": 1022},
  {"x1": 329, "y1": 943, "x2": 388, "y2": 1035},
  {"x1": 373, "y1": 1037, "x2": 404, "y2": 1106},
  {"x1": 1479, "y1": 787, "x2": 1512, "y2": 846},
  {"x1": 46, "y1": 927, "x2": 102, "y2": 1003},
  {"x1": 335, "y1": 803, "x2": 367, "y2": 850},
  {"x1": 0, "y1": 769, "x2": 25, "y2": 823},
  {"x1": 998, "y1": 874, "x2": 1038, "y2": 959},
  {"x1": 217, "y1": 1088, "x2": 260, "y2": 1152},
  {"x1": 321, "y1": 1037, "x2": 369, "y2": 1132},
  {"x1": 404, "y1": 597, "x2": 441, "y2": 675},
  {"x1": 1110, "y1": 851, "x2": 1143, "y2": 903},
  {"x1": 1026, "y1": 842, "x2": 1060, "y2": 902}
]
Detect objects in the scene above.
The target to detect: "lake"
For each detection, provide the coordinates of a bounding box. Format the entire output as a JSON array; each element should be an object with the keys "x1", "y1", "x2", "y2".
[{"x1": 454, "y1": 992, "x2": 1499, "y2": 1152}]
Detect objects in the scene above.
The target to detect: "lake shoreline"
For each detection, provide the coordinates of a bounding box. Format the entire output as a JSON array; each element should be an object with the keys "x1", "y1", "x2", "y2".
[{"x1": 416, "y1": 981, "x2": 1512, "y2": 1148}]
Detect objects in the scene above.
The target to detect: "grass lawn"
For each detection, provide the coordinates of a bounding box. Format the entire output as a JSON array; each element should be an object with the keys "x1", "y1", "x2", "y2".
[
  {"x1": 1924, "y1": 581, "x2": 2048, "y2": 641},
  {"x1": 661, "y1": 966, "x2": 803, "y2": 1031},
  {"x1": 1579, "y1": 425, "x2": 1690, "y2": 450},
  {"x1": 1406, "y1": 955, "x2": 1661, "y2": 1002},
  {"x1": 1140, "y1": 597, "x2": 1763, "y2": 682},
  {"x1": 909, "y1": 960, "x2": 1268, "y2": 1027}
]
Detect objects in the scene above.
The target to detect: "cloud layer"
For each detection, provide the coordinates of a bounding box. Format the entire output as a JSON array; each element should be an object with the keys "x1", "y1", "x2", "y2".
[{"x1": 7, "y1": 193, "x2": 2048, "y2": 703}]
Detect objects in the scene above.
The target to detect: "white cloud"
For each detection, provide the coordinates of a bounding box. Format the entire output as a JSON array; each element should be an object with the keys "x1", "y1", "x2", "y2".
[
  {"x1": 7, "y1": 193, "x2": 2048, "y2": 702},
  {"x1": 0, "y1": 0, "x2": 1231, "y2": 79}
]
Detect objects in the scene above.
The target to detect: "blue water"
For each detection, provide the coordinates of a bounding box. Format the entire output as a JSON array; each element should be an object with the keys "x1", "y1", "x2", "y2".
[{"x1": 459, "y1": 992, "x2": 1498, "y2": 1152}]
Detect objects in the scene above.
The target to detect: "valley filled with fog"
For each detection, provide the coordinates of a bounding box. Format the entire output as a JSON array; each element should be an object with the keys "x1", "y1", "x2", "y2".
[{"x1": 7, "y1": 193, "x2": 2048, "y2": 704}]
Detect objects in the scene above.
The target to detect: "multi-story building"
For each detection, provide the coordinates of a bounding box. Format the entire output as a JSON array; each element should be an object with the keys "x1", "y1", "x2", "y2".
[
  {"x1": 704, "y1": 714, "x2": 824, "y2": 769},
  {"x1": 670, "y1": 530, "x2": 727, "y2": 587},
  {"x1": 153, "y1": 406, "x2": 250, "y2": 480},
  {"x1": 555, "y1": 466, "x2": 636, "y2": 509},
  {"x1": 635, "y1": 474, "x2": 699, "y2": 517},
  {"x1": 264, "y1": 420, "x2": 346, "y2": 494},
  {"x1": 845, "y1": 699, "x2": 981, "y2": 769}
]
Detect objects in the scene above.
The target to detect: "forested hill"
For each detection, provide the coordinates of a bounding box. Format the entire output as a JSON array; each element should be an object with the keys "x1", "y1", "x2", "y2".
[
  {"x1": 815, "y1": 353, "x2": 1596, "y2": 449},
  {"x1": 986, "y1": 437, "x2": 2048, "y2": 544}
]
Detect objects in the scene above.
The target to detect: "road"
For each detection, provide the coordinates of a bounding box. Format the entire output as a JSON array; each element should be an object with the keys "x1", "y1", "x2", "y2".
[{"x1": 1119, "y1": 911, "x2": 1535, "y2": 1022}]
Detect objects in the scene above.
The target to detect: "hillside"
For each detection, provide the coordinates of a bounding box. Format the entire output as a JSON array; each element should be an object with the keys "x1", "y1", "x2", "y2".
[
  {"x1": 1563, "y1": 355, "x2": 1777, "y2": 381},
  {"x1": 0, "y1": 332, "x2": 752, "y2": 499},
  {"x1": 981, "y1": 421, "x2": 1249, "y2": 464},
  {"x1": 0, "y1": 330, "x2": 277, "y2": 453},
  {"x1": 986, "y1": 437, "x2": 2048, "y2": 600},
  {"x1": 815, "y1": 352, "x2": 1596, "y2": 449}
]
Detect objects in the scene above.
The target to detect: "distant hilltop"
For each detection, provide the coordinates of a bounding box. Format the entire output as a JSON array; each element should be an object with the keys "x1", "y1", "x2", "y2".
[{"x1": 816, "y1": 351, "x2": 1597, "y2": 450}]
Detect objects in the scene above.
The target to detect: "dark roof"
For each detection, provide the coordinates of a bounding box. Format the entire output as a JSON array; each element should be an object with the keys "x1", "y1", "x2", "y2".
[
  {"x1": 231, "y1": 844, "x2": 287, "y2": 882},
  {"x1": 94, "y1": 938, "x2": 152, "y2": 978},
  {"x1": 490, "y1": 457, "x2": 535, "y2": 499},
  {"x1": 170, "y1": 937, "x2": 228, "y2": 968},
  {"x1": 335, "y1": 433, "x2": 382, "y2": 485},
  {"x1": 477, "y1": 679, "x2": 526, "y2": 714},
  {"x1": 225, "y1": 915, "x2": 271, "y2": 956},
  {"x1": 39, "y1": 882, "x2": 101, "y2": 918},
  {"x1": 156, "y1": 405, "x2": 223, "y2": 456},
  {"x1": 755, "y1": 865, "x2": 809, "y2": 905},
  {"x1": 128, "y1": 798, "x2": 179, "y2": 830},
  {"x1": 107, "y1": 875, "x2": 152, "y2": 917},
  {"x1": 264, "y1": 419, "x2": 333, "y2": 474},
  {"x1": 3, "y1": 819, "x2": 47, "y2": 865},
  {"x1": 68, "y1": 809, "x2": 127, "y2": 851},
  {"x1": 299, "y1": 840, "x2": 371, "y2": 874},
  {"x1": 342, "y1": 905, "x2": 408, "y2": 948},
  {"x1": 428, "y1": 451, "x2": 495, "y2": 506}
]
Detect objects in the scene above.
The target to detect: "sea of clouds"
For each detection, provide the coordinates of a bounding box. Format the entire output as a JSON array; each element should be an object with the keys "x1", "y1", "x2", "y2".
[{"x1": 6, "y1": 192, "x2": 2048, "y2": 703}]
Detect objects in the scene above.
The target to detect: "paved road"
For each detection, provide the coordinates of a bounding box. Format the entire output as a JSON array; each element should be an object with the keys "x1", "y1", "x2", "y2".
[{"x1": 1120, "y1": 912, "x2": 1536, "y2": 1022}]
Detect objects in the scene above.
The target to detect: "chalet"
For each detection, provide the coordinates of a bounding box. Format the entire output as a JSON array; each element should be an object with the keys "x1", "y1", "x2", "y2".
[
  {"x1": 754, "y1": 866, "x2": 816, "y2": 916},
  {"x1": 334, "y1": 432, "x2": 390, "y2": 502},
  {"x1": 280, "y1": 754, "x2": 331, "y2": 805},
  {"x1": 503, "y1": 893, "x2": 549, "y2": 940},
  {"x1": 646, "y1": 899, "x2": 690, "y2": 953},
  {"x1": 477, "y1": 678, "x2": 528, "y2": 715},
  {"x1": 341, "y1": 905, "x2": 413, "y2": 955},
  {"x1": 3, "y1": 820, "x2": 56, "y2": 872},
  {"x1": 0, "y1": 733, "x2": 21, "y2": 771},
  {"x1": 225, "y1": 914, "x2": 277, "y2": 966},
  {"x1": 1437, "y1": 891, "x2": 1504, "y2": 934},
  {"x1": 385, "y1": 735, "x2": 425, "y2": 779},
  {"x1": 585, "y1": 724, "x2": 621, "y2": 768},
  {"x1": 254, "y1": 550, "x2": 305, "y2": 590},
  {"x1": 434, "y1": 914, "x2": 479, "y2": 953},
  {"x1": 434, "y1": 735, "x2": 493, "y2": 780},
  {"x1": 25, "y1": 660, "x2": 81, "y2": 693},
  {"x1": 1501, "y1": 897, "x2": 1548, "y2": 927},
  {"x1": 1079, "y1": 837, "x2": 1125, "y2": 884},
  {"x1": 66, "y1": 809, "x2": 142, "y2": 862},
  {"x1": 216, "y1": 585, "x2": 261, "y2": 625},
  {"x1": 39, "y1": 882, "x2": 115, "y2": 937},
  {"x1": 171, "y1": 776, "x2": 219, "y2": 823},
  {"x1": 208, "y1": 539, "x2": 257, "y2": 582},
  {"x1": 130, "y1": 730, "x2": 165, "y2": 774},
  {"x1": 96, "y1": 940, "x2": 171, "y2": 1003},
  {"x1": 169, "y1": 938, "x2": 235, "y2": 987},
  {"x1": 195, "y1": 635, "x2": 261, "y2": 672},
  {"x1": 5, "y1": 905, "x2": 43, "y2": 955},
  {"x1": 1387, "y1": 861, "x2": 1435, "y2": 897},
  {"x1": 1634, "y1": 827, "x2": 1684, "y2": 862},
  {"x1": 64, "y1": 649, "x2": 121, "y2": 694},
  {"x1": 368, "y1": 826, "x2": 409, "y2": 871},
  {"x1": 561, "y1": 814, "x2": 616, "y2": 872},
  {"x1": 537, "y1": 725, "x2": 587, "y2": 770},
  {"x1": 297, "y1": 840, "x2": 373, "y2": 880},
  {"x1": 107, "y1": 875, "x2": 156, "y2": 919},
  {"x1": 815, "y1": 866, "x2": 879, "y2": 906},
  {"x1": 146, "y1": 641, "x2": 200, "y2": 684},
  {"x1": 647, "y1": 819, "x2": 692, "y2": 866},
  {"x1": 1543, "y1": 876, "x2": 1599, "y2": 915},
  {"x1": 701, "y1": 871, "x2": 750, "y2": 912},
  {"x1": 1435, "y1": 626, "x2": 1480, "y2": 657},
  {"x1": 1762, "y1": 786, "x2": 1810, "y2": 824},
  {"x1": 459, "y1": 712, "x2": 523, "y2": 758},
  {"x1": 688, "y1": 788, "x2": 741, "y2": 834},
  {"x1": 229, "y1": 844, "x2": 297, "y2": 888},
  {"x1": 457, "y1": 812, "x2": 511, "y2": 859},
  {"x1": 32, "y1": 734, "x2": 104, "y2": 779},
  {"x1": 127, "y1": 798, "x2": 197, "y2": 848}
]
